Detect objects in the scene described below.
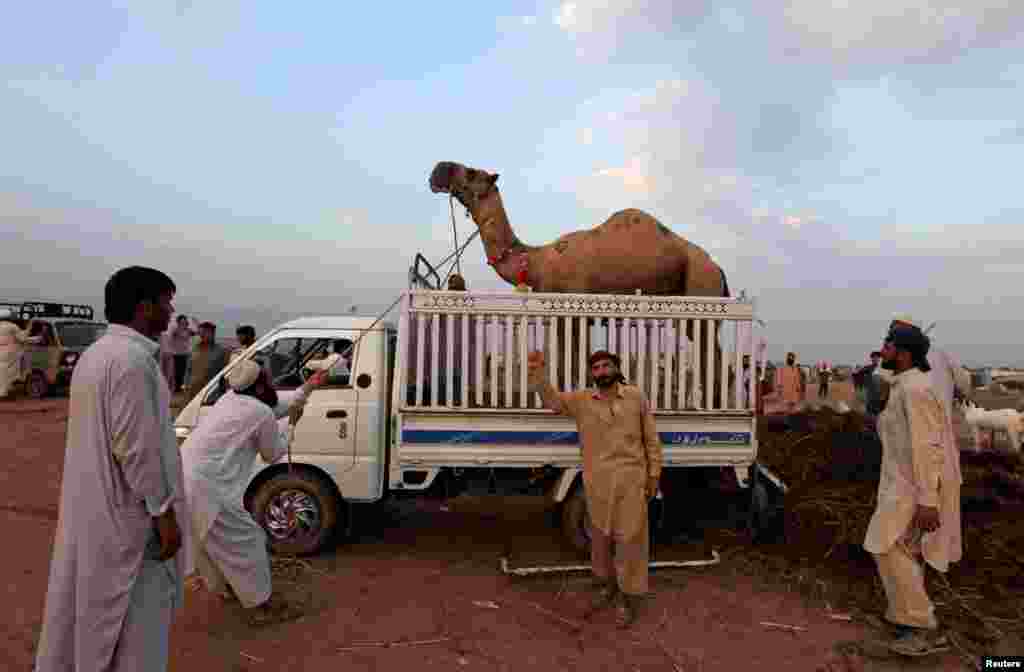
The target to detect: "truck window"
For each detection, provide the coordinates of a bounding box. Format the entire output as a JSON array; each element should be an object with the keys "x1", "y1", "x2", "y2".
[{"x1": 304, "y1": 338, "x2": 357, "y2": 389}]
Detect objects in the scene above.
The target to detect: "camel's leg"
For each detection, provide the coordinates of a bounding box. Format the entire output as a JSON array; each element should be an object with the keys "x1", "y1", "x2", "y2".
[{"x1": 684, "y1": 320, "x2": 723, "y2": 408}]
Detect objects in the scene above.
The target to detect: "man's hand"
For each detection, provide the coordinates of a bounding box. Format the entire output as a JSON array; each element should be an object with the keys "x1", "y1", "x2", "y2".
[
  {"x1": 154, "y1": 508, "x2": 182, "y2": 561},
  {"x1": 305, "y1": 370, "x2": 329, "y2": 389},
  {"x1": 646, "y1": 476, "x2": 660, "y2": 500},
  {"x1": 527, "y1": 351, "x2": 546, "y2": 385},
  {"x1": 913, "y1": 505, "x2": 941, "y2": 533}
]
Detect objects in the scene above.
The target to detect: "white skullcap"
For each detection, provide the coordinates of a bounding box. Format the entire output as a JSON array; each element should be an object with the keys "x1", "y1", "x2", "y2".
[
  {"x1": 891, "y1": 313, "x2": 919, "y2": 328},
  {"x1": 226, "y1": 359, "x2": 262, "y2": 391}
]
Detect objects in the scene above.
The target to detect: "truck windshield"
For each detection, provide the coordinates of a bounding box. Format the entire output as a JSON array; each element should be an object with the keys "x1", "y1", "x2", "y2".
[{"x1": 57, "y1": 322, "x2": 107, "y2": 348}]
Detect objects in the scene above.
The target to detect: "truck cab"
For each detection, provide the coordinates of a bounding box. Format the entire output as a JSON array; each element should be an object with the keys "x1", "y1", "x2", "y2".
[{"x1": 174, "y1": 317, "x2": 396, "y2": 554}]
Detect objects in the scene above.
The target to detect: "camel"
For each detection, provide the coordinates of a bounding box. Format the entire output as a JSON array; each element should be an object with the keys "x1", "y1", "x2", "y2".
[
  {"x1": 429, "y1": 161, "x2": 731, "y2": 405},
  {"x1": 429, "y1": 162, "x2": 729, "y2": 296}
]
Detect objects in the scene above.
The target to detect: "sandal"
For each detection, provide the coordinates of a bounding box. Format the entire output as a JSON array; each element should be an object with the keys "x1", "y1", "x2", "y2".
[{"x1": 887, "y1": 629, "x2": 949, "y2": 657}]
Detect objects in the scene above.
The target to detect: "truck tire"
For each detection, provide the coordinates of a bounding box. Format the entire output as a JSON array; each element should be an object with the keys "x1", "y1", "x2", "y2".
[
  {"x1": 561, "y1": 484, "x2": 591, "y2": 556},
  {"x1": 249, "y1": 469, "x2": 342, "y2": 556},
  {"x1": 748, "y1": 468, "x2": 785, "y2": 544},
  {"x1": 28, "y1": 371, "x2": 49, "y2": 399}
]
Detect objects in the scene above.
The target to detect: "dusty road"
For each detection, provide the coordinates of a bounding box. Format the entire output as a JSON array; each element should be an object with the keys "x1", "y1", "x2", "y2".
[{"x1": 2, "y1": 397, "x2": 977, "y2": 671}]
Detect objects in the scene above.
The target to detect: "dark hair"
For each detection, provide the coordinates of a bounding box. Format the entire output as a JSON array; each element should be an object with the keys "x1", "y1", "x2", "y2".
[
  {"x1": 177, "y1": 315, "x2": 189, "y2": 323},
  {"x1": 588, "y1": 350, "x2": 621, "y2": 368},
  {"x1": 104, "y1": 266, "x2": 176, "y2": 324},
  {"x1": 333, "y1": 338, "x2": 353, "y2": 354},
  {"x1": 236, "y1": 325, "x2": 255, "y2": 337},
  {"x1": 199, "y1": 322, "x2": 216, "y2": 331},
  {"x1": 870, "y1": 351, "x2": 881, "y2": 358}
]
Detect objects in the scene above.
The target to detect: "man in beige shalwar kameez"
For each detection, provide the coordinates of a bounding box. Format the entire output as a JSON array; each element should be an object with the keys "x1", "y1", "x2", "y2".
[
  {"x1": 863, "y1": 325, "x2": 955, "y2": 657},
  {"x1": 528, "y1": 349, "x2": 662, "y2": 627},
  {"x1": 0, "y1": 309, "x2": 42, "y2": 399}
]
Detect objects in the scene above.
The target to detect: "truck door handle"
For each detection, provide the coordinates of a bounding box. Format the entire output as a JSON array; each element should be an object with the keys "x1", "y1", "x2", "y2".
[{"x1": 326, "y1": 410, "x2": 347, "y2": 419}]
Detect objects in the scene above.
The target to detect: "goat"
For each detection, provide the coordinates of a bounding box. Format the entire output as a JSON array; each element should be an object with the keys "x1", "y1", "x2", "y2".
[{"x1": 959, "y1": 399, "x2": 1022, "y2": 453}]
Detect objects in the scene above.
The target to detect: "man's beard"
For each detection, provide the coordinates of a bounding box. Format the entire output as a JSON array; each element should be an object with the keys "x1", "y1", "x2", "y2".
[
  {"x1": 880, "y1": 359, "x2": 897, "y2": 371},
  {"x1": 594, "y1": 374, "x2": 616, "y2": 388},
  {"x1": 258, "y1": 387, "x2": 279, "y2": 408}
]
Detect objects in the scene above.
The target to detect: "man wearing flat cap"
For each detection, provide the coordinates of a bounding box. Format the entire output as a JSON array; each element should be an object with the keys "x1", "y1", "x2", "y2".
[
  {"x1": 181, "y1": 359, "x2": 327, "y2": 626},
  {"x1": 863, "y1": 324, "x2": 955, "y2": 657},
  {"x1": 527, "y1": 348, "x2": 662, "y2": 627}
]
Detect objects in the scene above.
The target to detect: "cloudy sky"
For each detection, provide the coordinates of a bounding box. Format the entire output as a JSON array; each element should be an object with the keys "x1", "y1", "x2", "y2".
[{"x1": 2, "y1": 1, "x2": 1022, "y2": 366}]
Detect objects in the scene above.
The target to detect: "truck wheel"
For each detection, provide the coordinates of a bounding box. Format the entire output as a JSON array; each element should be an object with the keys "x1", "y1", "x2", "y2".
[
  {"x1": 28, "y1": 371, "x2": 49, "y2": 399},
  {"x1": 249, "y1": 470, "x2": 342, "y2": 556},
  {"x1": 560, "y1": 485, "x2": 591, "y2": 555},
  {"x1": 748, "y1": 471, "x2": 785, "y2": 544}
]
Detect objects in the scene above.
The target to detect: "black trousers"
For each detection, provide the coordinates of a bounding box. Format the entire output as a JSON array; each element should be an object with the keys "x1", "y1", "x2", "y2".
[{"x1": 173, "y1": 355, "x2": 189, "y2": 391}]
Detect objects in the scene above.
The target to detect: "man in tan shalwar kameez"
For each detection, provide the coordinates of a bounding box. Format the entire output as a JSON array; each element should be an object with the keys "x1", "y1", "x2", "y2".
[
  {"x1": 773, "y1": 351, "x2": 806, "y2": 413},
  {"x1": 863, "y1": 325, "x2": 955, "y2": 657},
  {"x1": 528, "y1": 349, "x2": 662, "y2": 627}
]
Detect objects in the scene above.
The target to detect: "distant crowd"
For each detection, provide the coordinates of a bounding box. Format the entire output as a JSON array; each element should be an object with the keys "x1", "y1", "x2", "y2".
[{"x1": 158, "y1": 317, "x2": 257, "y2": 403}]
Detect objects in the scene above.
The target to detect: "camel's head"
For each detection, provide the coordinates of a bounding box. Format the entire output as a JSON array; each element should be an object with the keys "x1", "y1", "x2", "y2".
[{"x1": 429, "y1": 162, "x2": 499, "y2": 208}]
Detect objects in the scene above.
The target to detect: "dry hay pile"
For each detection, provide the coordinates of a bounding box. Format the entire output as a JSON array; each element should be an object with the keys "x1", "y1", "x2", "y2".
[{"x1": 754, "y1": 408, "x2": 1024, "y2": 658}]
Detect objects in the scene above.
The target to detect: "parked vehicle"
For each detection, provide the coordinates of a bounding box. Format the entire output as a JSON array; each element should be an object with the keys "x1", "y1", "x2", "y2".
[
  {"x1": 3, "y1": 302, "x2": 106, "y2": 398},
  {"x1": 174, "y1": 266, "x2": 783, "y2": 557}
]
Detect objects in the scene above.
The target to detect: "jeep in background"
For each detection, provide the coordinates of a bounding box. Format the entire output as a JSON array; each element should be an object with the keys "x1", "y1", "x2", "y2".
[{"x1": 14, "y1": 302, "x2": 107, "y2": 398}]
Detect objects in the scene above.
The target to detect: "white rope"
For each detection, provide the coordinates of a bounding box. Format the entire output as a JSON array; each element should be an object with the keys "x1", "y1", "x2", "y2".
[{"x1": 499, "y1": 550, "x2": 721, "y2": 576}]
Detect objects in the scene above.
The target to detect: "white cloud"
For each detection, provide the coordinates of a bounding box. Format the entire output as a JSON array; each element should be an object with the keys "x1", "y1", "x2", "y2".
[
  {"x1": 579, "y1": 127, "x2": 593, "y2": 145},
  {"x1": 552, "y1": 0, "x2": 712, "y2": 58},
  {"x1": 772, "y1": 1, "x2": 1024, "y2": 68}
]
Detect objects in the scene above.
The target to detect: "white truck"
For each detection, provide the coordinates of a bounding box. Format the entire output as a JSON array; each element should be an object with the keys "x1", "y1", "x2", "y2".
[{"x1": 174, "y1": 277, "x2": 783, "y2": 556}]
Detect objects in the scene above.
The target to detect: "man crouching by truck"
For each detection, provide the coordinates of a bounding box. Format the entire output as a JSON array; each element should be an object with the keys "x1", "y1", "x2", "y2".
[{"x1": 527, "y1": 349, "x2": 663, "y2": 627}]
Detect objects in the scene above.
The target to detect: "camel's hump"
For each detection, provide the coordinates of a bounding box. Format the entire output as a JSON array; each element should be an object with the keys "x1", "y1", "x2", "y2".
[{"x1": 604, "y1": 208, "x2": 674, "y2": 236}]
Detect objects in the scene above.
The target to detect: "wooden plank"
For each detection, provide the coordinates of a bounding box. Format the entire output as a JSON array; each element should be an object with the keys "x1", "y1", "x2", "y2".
[
  {"x1": 475, "y1": 316, "x2": 484, "y2": 407},
  {"x1": 547, "y1": 317, "x2": 557, "y2": 395},
  {"x1": 416, "y1": 313, "x2": 426, "y2": 406},
  {"x1": 519, "y1": 315, "x2": 528, "y2": 409},
  {"x1": 577, "y1": 316, "x2": 586, "y2": 390},
  {"x1": 636, "y1": 318, "x2": 647, "y2": 401},
  {"x1": 733, "y1": 321, "x2": 743, "y2": 409},
  {"x1": 431, "y1": 311, "x2": 441, "y2": 406},
  {"x1": 562, "y1": 316, "x2": 571, "y2": 393},
  {"x1": 504, "y1": 315, "x2": 514, "y2": 407},
  {"x1": 705, "y1": 318, "x2": 715, "y2": 410},
  {"x1": 676, "y1": 319, "x2": 686, "y2": 410},
  {"x1": 719, "y1": 320, "x2": 729, "y2": 411},
  {"x1": 489, "y1": 315, "x2": 498, "y2": 408},
  {"x1": 445, "y1": 313, "x2": 455, "y2": 407},
  {"x1": 691, "y1": 319, "x2": 702, "y2": 409},
  {"x1": 461, "y1": 313, "x2": 469, "y2": 408}
]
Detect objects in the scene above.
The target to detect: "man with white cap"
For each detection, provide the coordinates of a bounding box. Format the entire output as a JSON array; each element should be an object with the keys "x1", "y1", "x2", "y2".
[
  {"x1": 181, "y1": 359, "x2": 327, "y2": 625},
  {"x1": 0, "y1": 309, "x2": 42, "y2": 399}
]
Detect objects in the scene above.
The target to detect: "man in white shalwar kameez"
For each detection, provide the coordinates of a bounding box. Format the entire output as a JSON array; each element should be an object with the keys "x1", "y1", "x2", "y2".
[
  {"x1": 34, "y1": 266, "x2": 186, "y2": 672},
  {"x1": 863, "y1": 325, "x2": 955, "y2": 658},
  {"x1": 0, "y1": 309, "x2": 43, "y2": 399},
  {"x1": 182, "y1": 359, "x2": 327, "y2": 625}
]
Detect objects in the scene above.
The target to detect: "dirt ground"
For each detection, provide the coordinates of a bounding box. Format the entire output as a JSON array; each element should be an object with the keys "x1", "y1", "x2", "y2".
[{"x1": 1, "y1": 393, "x2": 1008, "y2": 671}]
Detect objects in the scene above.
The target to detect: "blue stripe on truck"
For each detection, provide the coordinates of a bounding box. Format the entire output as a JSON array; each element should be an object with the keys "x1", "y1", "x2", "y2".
[{"x1": 401, "y1": 430, "x2": 751, "y2": 446}]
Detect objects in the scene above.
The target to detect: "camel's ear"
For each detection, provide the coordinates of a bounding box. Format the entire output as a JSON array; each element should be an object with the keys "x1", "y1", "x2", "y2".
[{"x1": 490, "y1": 173, "x2": 499, "y2": 185}]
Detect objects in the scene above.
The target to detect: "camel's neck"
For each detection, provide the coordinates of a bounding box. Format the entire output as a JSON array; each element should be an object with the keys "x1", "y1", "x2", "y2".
[{"x1": 470, "y1": 189, "x2": 535, "y2": 286}]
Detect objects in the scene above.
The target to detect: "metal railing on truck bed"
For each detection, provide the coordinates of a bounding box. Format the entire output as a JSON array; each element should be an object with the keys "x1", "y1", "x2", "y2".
[{"x1": 397, "y1": 289, "x2": 761, "y2": 413}]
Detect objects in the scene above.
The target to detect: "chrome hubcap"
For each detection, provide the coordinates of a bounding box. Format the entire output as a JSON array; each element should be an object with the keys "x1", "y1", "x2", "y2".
[{"x1": 264, "y1": 489, "x2": 321, "y2": 541}]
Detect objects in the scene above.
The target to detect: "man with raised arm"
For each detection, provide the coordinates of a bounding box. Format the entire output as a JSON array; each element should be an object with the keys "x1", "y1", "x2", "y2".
[{"x1": 527, "y1": 349, "x2": 662, "y2": 627}]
